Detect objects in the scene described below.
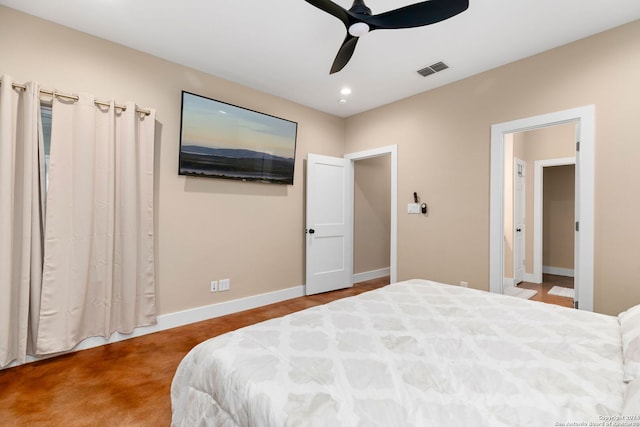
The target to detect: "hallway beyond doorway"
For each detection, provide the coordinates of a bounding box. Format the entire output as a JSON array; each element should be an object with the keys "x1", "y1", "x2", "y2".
[{"x1": 517, "y1": 274, "x2": 574, "y2": 308}]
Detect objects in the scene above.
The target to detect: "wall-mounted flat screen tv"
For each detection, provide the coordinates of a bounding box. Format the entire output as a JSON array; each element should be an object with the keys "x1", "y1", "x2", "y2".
[{"x1": 179, "y1": 91, "x2": 298, "y2": 185}]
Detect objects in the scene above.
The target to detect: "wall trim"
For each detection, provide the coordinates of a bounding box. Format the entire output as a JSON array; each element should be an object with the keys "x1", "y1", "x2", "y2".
[
  {"x1": 505, "y1": 274, "x2": 537, "y2": 286},
  {"x1": 4, "y1": 284, "x2": 305, "y2": 370},
  {"x1": 354, "y1": 267, "x2": 391, "y2": 283},
  {"x1": 490, "y1": 104, "x2": 594, "y2": 312},
  {"x1": 543, "y1": 266, "x2": 575, "y2": 277}
]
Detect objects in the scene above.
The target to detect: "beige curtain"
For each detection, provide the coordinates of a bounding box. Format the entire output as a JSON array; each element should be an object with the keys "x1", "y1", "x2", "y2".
[
  {"x1": 0, "y1": 76, "x2": 45, "y2": 367},
  {"x1": 36, "y1": 94, "x2": 156, "y2": 354}
]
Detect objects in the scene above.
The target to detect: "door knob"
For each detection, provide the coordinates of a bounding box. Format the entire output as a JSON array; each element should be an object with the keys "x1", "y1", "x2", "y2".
[
  {"x1": 516, "y1": 228, "x2": 522, "y2": 232},
  {"x1": 308, "y1": 229, "x2": 315, "y2": 234}
]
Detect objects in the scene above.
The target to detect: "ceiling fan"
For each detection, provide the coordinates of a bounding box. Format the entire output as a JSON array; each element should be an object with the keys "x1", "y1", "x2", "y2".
[{"x1": 304, "y1": 0, "x2": 470, "y2": 74}]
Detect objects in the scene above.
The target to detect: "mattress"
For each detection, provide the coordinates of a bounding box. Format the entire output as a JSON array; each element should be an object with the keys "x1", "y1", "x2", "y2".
[{"x1": 171, "y1": 279, "x2": 625, "y2": 426}]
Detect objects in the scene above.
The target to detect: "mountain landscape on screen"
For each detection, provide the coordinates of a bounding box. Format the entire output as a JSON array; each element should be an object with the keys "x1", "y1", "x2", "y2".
[{"x1": 179, "y1": 144, "x2": 294, "y2": 184}]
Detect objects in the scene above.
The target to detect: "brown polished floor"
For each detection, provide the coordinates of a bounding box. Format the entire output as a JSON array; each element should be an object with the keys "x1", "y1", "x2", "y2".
[
  {"x1": 0, "y1": 275, "x2": 576, "y2": 426},
  {"x1": 517, "y1": 273, "x2": 575, "y2": 308},
  {"x1": 0, "y1": 277, "x2": 389, "y2": 427}
]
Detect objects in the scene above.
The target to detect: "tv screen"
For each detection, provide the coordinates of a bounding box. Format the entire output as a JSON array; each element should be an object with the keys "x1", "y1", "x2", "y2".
[{"x1": 179, "y1": 91, "x2": 298, "y2": 185}]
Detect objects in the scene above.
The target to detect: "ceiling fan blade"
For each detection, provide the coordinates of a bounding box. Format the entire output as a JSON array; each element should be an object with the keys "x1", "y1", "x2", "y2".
[
  {"x1": 330, "y1": 34, "x2": 359, "y2": 74},
  {"x1": 364, "y1": 0, "x2": 469, "y2": 30},
  {"x1": 303, "y1": 0, "x2": 350, "y2": 26}
]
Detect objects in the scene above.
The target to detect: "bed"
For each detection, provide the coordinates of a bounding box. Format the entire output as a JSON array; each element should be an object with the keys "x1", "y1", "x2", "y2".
[{"x1": 171, "y1": 279, "x2": 640, "y2": 426}]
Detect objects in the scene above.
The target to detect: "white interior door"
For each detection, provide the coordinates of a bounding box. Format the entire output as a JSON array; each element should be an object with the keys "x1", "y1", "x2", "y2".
[
  {"x1": 514, "y1": 158, "x2": 526, "y2": 285},
  {"x1": 306, "y1": 153, "x2": 354, "y2": 295}
]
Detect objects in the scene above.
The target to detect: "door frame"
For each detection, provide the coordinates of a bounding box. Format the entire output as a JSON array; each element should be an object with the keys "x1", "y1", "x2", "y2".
[
  {"x1": 513, "y1": 158, "x2": 526, "y2": 286},
  {"x1": 345, "y1": 144, "x2": 398, "y2": 283},
  {"x1": 489, "y1": 105, "x2": 594, "y2": 311},
  {"x1": 533, "y1": 157, "x2": 576, "y2": 284}
]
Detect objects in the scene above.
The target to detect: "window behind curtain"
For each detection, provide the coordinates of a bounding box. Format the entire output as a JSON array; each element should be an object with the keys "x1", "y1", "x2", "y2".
[{"x1": 41, "y1": 105, "x2": 51, "y2": 190}]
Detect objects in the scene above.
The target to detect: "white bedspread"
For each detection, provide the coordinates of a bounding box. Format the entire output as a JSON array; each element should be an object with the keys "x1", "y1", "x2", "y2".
[{"x1": 171, "y1": 279, "x2": 624, "y2": 426}]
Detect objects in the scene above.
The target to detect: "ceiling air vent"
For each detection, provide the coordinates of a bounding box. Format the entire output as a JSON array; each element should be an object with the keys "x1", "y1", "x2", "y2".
[
  {"x1": 417, "y1": 66, "x2": 436, "y2": 77},
  {"x1": 417, "y1": 61, "x2": 449, "y2": 77}
]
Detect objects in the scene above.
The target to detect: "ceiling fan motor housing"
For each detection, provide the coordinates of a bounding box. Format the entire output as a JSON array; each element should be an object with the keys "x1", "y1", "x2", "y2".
[{"x1": 349, "y1": 0, "x2": 372, "y2": 15}]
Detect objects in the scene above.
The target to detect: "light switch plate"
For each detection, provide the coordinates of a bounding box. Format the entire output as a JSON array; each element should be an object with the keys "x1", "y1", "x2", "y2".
[{"x1": 408, "y1": 203, "x2": 420, "y2": 214}]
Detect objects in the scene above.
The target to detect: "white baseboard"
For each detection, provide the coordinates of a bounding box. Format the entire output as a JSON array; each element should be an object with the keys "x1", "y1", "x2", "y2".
[
  {"x1": 505, "y1": 273, "x2": 540, "y2": 287},
  {"x1": 543, "y1": 266, "x2": 575, "y2": 277},
  {"x1": 353, "y1": 267, "x2": 390, "y2": 283},
  {"x1": 4, "y1": 284, "x2": 305, "y2": 370}
]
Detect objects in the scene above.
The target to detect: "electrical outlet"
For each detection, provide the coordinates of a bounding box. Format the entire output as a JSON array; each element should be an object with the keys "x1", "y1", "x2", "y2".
[
  {"x1": 460, "y1": 281, "x2": 468, "y2": 288},
  {"x1": 210, "y1": 280, "x2": 218, "y2": 292},
  {"x1": 219, "y1": 278, "x2": 230, "y2": 291}
]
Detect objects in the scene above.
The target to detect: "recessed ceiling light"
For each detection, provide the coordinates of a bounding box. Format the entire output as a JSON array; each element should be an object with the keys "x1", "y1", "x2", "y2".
[
  {"x1": 340, "y1": 87, "x2": 352, "y2": 96},
  {"x1": 339, "y1": 99, "x2": 347, "y2": 104}
]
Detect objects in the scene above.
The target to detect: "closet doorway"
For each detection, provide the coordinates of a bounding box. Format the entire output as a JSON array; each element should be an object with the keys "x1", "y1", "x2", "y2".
[{"x1": 346, "y1": 145, "x2": 398, "y2": 284}]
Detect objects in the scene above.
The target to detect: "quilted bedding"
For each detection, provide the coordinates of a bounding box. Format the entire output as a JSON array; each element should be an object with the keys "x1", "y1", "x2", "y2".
[{"x1": 171, "y1": 279, "x2": 624, "y2": 426}]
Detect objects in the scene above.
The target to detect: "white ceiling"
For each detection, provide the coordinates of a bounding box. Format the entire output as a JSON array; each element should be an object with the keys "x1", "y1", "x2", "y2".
[{"x1": 2, "y1": 0, "x2": 640, "y2": 117}]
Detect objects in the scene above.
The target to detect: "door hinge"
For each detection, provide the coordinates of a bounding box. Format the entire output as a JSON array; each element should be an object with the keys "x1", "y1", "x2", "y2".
[
  {"x1": 576, "y1": 140, "x2": 580, "y2": 152},
  {"x1": 574, "y1": 300, "x2": 579, "y2": 309},
  {"x1": 575, "y1": 221, "x2": 579, "y2": 232}
]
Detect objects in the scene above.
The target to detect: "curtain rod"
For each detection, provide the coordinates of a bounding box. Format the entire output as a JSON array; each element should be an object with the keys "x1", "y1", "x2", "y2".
[{"x1": 4, "y1": 81, "x2": 151, "y2": 116}]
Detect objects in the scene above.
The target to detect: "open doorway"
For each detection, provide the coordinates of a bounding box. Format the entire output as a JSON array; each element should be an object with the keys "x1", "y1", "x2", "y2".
[
  {"x1": 353, "y1": 155, "x2": 391, "y2": 283},
  {"x1": 305, "y1": 145, "x2": 397, "y2": 295},
  {"x1": 345, "y1": 145, "x2": 398, "y2": 284},
  {"x1": 502, "y1": 124, "x2": 577, "y2": 307},
  {"x1": 490, "y1": 105, "x2": 594, "y2": 311}
]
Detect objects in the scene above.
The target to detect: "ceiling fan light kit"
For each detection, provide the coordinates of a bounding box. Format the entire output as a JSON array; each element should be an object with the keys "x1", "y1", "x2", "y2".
[
  {"x1": 304, "y1": 0, "x2": 470, "y2": 74},
  {"x1": 348, "y1": 22, "x2": 370, "y2": 37}
]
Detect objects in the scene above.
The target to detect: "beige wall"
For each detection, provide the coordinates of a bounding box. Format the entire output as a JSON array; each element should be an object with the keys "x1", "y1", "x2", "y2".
[
  {"x1": 3, "y1": 5, "x2": 640, "y2": 316},
  {"x1": 543, "y1": 165, "x2": 575, "y2": 270},
  {"x1": 354, "y1": 156, "x2": 391, "y2": 276},
  {"x1": 345, "y1": 20, "x2": 640, "y2": 315},
  {"x1": 0, "y1": 6, "x2": 345, "y2": 315}
]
